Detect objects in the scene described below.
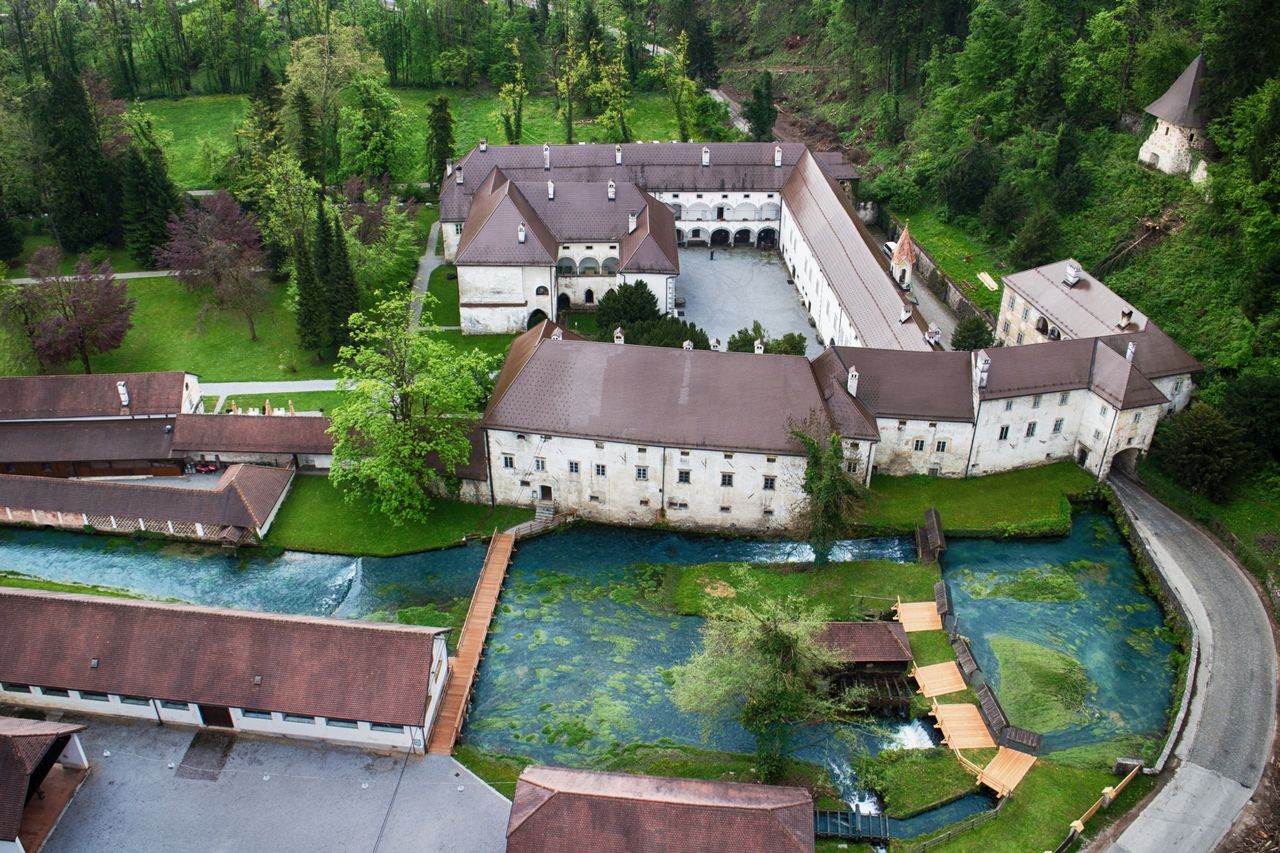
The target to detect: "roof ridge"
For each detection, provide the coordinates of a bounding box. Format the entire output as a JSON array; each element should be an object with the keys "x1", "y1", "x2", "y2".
[{"x1": 484, "y1": 323, "x2": 553, "y2": 414}]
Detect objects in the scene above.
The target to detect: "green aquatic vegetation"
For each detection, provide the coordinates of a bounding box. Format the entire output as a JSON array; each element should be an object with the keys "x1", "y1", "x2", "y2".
[
  {"x1": 528, "y1": 629, "x2": 548, "y2": 649},
  {"x1": 553, "y1": 636, "x2": 571, "y2": 646},
  {"x1": 1125, "y1": 628, "x2": 1156, "y2": 654},
  {"x1": 990, "y1": 636, "x2": 1095, "y2": 732},
  {"x1": 491, "y1": 643, "x2": 510, "y2": 653},
  {"x1": 1069, "y1": 560, "x2": 1111, "y2": 582},
  {"x1": 962, "y1": 565, "x2": 1085, "y2": 602},
  {"x1": 0, "y1": 569, "x2": 158, "y2": 600}
]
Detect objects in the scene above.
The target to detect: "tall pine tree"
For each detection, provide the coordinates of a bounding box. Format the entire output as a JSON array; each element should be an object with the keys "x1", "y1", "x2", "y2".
[
  {"x1": 293, "y1": 236, "x2": 329, "y2": 356},
  {"x1": 425, "y1": 96, "x2": 455, "y2": 187},
  {"x1": 744, "y1": 72, "x2": 777, "y2": 141},
  {"x1": 328, "y1": 217, "x2": 359, "y2": 347},
  {"x1": 0, "y1": 207, "x2": 21, "y2": 263},
  {"x1": 291, "y1": 89, "x2": 324, "y2": 182},
  {"x1": 121, "y1": 117, "x2": 181, "y2": 267}
]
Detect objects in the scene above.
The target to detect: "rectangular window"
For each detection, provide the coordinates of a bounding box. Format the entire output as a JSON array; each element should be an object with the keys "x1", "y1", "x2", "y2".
[
  {"x1": 928, "y1": 466, "x2": 942, "y2": 476},
  {"x1": 723, "y1": 452, "x2": 734, "y2": 459},
  {"x1": 241, "y1": 709, "x2": 273, "y2": 720},
  {"x1": 897, "y1": 420, "x2": 907, "y2": 429},
  {"x1": 1094, "y1": 428, "x2": 1103, "y2": 440},
  {"x1": 1026, "y1": 422, "x2": 1038, "y2": 437},
  {"x1": 78, "y1": 691, "x2": 109, "y2": 702},
  {"x1": 998, "y1": 425, "x2": 1010, "y2": 441},
  {"x1": 846, "y1": 460, "x2": 859, "y2": 474},
  {"x1": 720, "y1": 473, "x2": 734, "y2": 487},
  {"x1": 502, "y1": 455, "x2": 514, "y2": 469},
  {"x1": 913, "y1": 439, "x2": 925, "y2": 452},
  {"x1": 534, "y1": 457, "x2": 546, "y2": 472},
  {"x1": 568, "y1": 461, "x2": 579, "y2": 474},
  {"x1": 1016, "y1": 332, "x2": 1025, "y2": 344},
  {"x1": 763, "y1": 476, "x2": 776, "y2": 491},
  {"x1": 677, "y1": 470, "x2": 691, "y2": 484},
  {"x1": 1174, "y1": 379, "x2": 1185, "y2": 394},
  {"x1": 936, "y1": 440, "x2": 948, "y2": 453},
  {"x1": 1004, "y1": 400, "x2": 1014, "y2": 411},
  {"x1": 589, "y1": 495, "x2": 600, "y2": 502},
  {"x1": 595, "y1": 464, "x2": 606, "y2": 477},
  {"x1": 720, "y1": 506, "x2": 731, "y2": 513},
  {"x1": 283, "y1": 713, "x2": 316, "y2": 724},
  {"x1": 371, "y1": 723, "x2": 404, "y2": 733},
  {"x1": 1100, "y1": 404, "x2": 1110, "y2": 416},
  {"x1": 637, "y1": 446, "x2": 647, "y2": 454},
  {"x1": 1021, "y1": 307, "x2": 1030, "y2": 321},
  {"x1": 635, "y1": 466, "x2": 649, "y2": 481},
  {"x1": 1134, "y1": 412, "x2": 1142, "y2": 423},
  {"x1": 41, "y1": 688, "x2": 70, "y2": 698},
  {"x1": 119, "y1": 695, "x2": 150, "y2": 706},
  {"x1": 453, "y1": 223, "x2": 462, "y2": 235},
  {"x1": 1002, "y1": 320, "x2": 1010, "y2": 334},
  {"x1": 325, "y1": 718, "x2": 359, "y2": 729},
  {"x1": 766, "y1": 456, "x2": 776, "y2": 463},
  {"x1": 1008, "y1": 294, "x2": 1017, "y2": 309},
  {"x1": 160, "y1": 700, "x2": 188, "y2": 710},
  {"x1": 1059, "y1": 391, "x2": 1070, "y2": 405},
  {"x1": 1, "y1": 682, "x2": 31, "y2": 693},
  {"x1": 1052, "y1": 418, "x2": 1064, "y2": 434},
  {"x1": 1032, "y1": 394, "x2": 1042, "y2": 409},
  {"x1": 680, "y1": 450, "x2": 690, "y2": 457}
]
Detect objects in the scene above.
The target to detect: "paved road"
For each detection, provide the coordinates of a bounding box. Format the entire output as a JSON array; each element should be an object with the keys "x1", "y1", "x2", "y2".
[
  {"x1": 6, "y1": 269, "x2": 178, "y2": 284},
  {"x1": 412, "y1": 220, "x2": 444, "y2": 327},
  {"x1": 1105, "y1": 475, "x2": 1276, "y2": 853}
]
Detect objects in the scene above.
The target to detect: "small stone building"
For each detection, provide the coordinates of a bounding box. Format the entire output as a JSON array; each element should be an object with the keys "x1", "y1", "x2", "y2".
[
  {"x1": 1138, "y1": 54, "x2": 1208, "y2": 182},
  {"x1": 0, "y1": 717, "x2": 89, "y2": 853}
]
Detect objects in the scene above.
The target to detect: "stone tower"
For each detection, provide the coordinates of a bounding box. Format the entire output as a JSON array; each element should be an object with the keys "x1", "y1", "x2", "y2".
[{"x1": 1138, "y1": 54, "x2": 1208, "y2": 183}]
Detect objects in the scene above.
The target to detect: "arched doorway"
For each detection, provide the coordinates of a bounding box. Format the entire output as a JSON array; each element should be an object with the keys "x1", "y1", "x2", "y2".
[
  {"x1": 527, "y1": 309, "x2": 548, "y2": 329},
  {"x1": 676, "y1": 228, "x2": 687, "y2": 247},
  {"x1": 556, "y1": 257, "x2": 576, "y2": 276},
  {"x1": 760, "y1": 202, "x2": 781, "y2": 220},
  {"x1": 557, "y1": 293, "x2": 571, "y2": 313},
  {"x1": 710, "y1": 229, "x2": 731, "y2": 246},
  {"x1": 1111, "y1": 447, "x2": 1142, "y2": 476},
  {"x1": 584, "y1": 289, "x2": 595, "y2": 304},
  {"x1": 757, "y1": 228, "x2": 778, "y2": 249},
  {"x1": 714, "y1": 204, "x2": 730, "y2": 221},
  {"x1": 733, "y1": 228, "x2": 752, "y2": 246}
]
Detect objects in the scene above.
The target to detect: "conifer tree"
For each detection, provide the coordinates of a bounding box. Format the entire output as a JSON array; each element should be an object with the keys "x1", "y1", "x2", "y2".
[
  {"x1": 744, "y1": 71, "x2": 776, "y2": 141},
  {"x1": 248, "y1": 63, "x2": 284, "y2": 139},
  {"x1": 425, "y1": 96, "x2": 455, "y2": 187},
  {"x1": 293, "y1": 237, "x2": 329, "y2": 356},
  {"x1": 328, "y1": 217, "x2": 359, "y2": 347},
  {"x1": 685, "y1": 14, "x2": 719, "y2": 88},
  {"x1": 120, "y1": 116, "x2": 181, "y2": 267},
  {"x1": 291, "y1": 89, "x2": 324, "y2": 182},
  {"x1": 0, "y1": 208, "x2": 21, "y2": 263},
  {"x1": 313, "y1": 195, "x2": 333, "y2": 287}
]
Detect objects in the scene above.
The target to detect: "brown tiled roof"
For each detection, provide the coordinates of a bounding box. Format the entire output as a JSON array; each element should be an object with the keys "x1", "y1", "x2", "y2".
[
  {"x1": 0, "y1": 372, "x2": 192, "y2": 421},
  {"x1": 1145, "y1": 54, "x2": 1205, "y2": 128},
  {"x1": 0, "y1": 716, "x2": 86, "y2": 842},
  {"x1": 1088, "y1": 341, "x2": 1169, "y2": 410},
  {"x1": 1002, "y1": 259, "x2": 1147, "y2": 339},
  {"x1": 979, "y1": 339, "x2": 1169, "y2": 410},
  {"x1": 828, "y1": 346, "x2": 975, "y2": 422},
  {"x1": 809, "y1": 350, "x2": 879, "y2": 440},
  {"x1": 0, "y1": 589, "x2": 444, "y2": 726},
  {"x1": 0, "y1": 418, "x2": 175, "y2": 464},
  {"x1": 782, "y1": 152, "x2": 930, "y2": 351},
  {"x1": 171, "y1": 414, "x2": 334, "y2": 455},
  {"x1": 506, "y1": 765, "x2": 815, "y2": 853},
  {"x1": 455, "y1": 168, "x2": 558, "y2": 266},
  {"x1": 891, "y1": 223, "x2": 917, "y2": 268},
  {"x1": 514, "y1": 180, "x2": 648, "y2": 242},
  {"x1": 620, "y1": 197, "x2": 680, "y2": 275},
  {"x1": 424, "y1": 425, "x2": 489, "y2": 482},
  {"x1": 484, "y1": 327, "x2": 830, "y2": 454},
  {"x1": 0, "y1": 463, "x2": 293, "y2": 532},
  {"x1": 1096, "y1": 327, "x2": 1200, "y2": 379},
  {"x1": 820, "y1": 622, "x2": 913, "y2": 664}
]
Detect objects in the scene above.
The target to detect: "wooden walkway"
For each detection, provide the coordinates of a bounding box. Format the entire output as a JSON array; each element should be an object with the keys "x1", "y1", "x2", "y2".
[
  {"x1": 978, "y1": 747, "x2": 1037, "y2": 797},
  {"x1": 913, "y1": 661, "x2": 967, "y2": 698},
  {"x1": 894, "y1": 599, "x2": 943, "y2": 632},
  {"x1": 426, "y1": 531, "x2": 515, "y2": 755},
  {"x1": 930, "y1": 701, "x2": 996, "y2": 750}
]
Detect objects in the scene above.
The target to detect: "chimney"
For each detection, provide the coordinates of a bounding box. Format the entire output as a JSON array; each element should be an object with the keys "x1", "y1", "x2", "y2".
[
  {"x1": 455, "y1": 166, "x2": 464, "y2": 185},
  {"x1": 925, "y1": 323, "x2": 942, "y2": 347},
  {"x1": 899, "y1": 303, "x2": 913, "y2": 324},
  {"x1": 682, "y1": 340, "x2": 693, "y2": 350},
  {"x1": 116, "y1": 381, "x2": 129, "y2": 407},
  {"x1": 551, "y1": 327, "x2": 563, "y2": 341},
  {"x1": 1120, "y1": 308, "x2": 1133, "y2": 328},
  {"x1": 847, "y1": 365, "x2": 859, "y2": 397},
  {"x1": 754, "y1": 338, "x2": 765, "y2": 354},
  {"x1": 1063, "y1": 261, "x2": 1081, "y2": 287},
  {"x1": 547, "y1": 180, "x2": 555, "y2": 200},
  {"x1": 479, "y1": 138, "x2": 488, "y2": 152},
  {"x1": 627, "y1": 210, "x2": 638, "y2": 233},
  {"x1": 701, "y1": 146, "x2": 710, "y2": 167},
  {"x1": 774, "y1": 145, "x2": 783, "y2": 167},
  {"x1": 615, "y1": 144, "x2": 623, "y2": 165},
  {"x1": 977, "y1": 352, "x2": 991, "y2": 389},
  {"x1": 517, "y1": 223, "x2": 526, "y2": 243},
  {"x1": 445, "y1": 159, "x2": 454, "y2": 177},
  {"x1": 711, "y1": 337, "x2": 721, "y2": 351},
  {"x1": 1126, "y1": 341, "x2": 1137, "y2": 362},
  {"x1": 543, "y1": 143, "x2": 551, "y2": 170},
  {"x1": 613, "y1": 327, "x2": 625, "y2": 345},
  {"x1": 608, "y1": 180, "x2": 617, "y2": 201}
]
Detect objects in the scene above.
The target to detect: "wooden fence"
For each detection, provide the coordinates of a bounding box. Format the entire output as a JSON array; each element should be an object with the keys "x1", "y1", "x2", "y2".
[
  {"x1": 896, "y1": 799, "x2": 1006, "y2": 853},
  {"x1": 1049, "y1": 763, "x2": 1144, "y2": 853}
]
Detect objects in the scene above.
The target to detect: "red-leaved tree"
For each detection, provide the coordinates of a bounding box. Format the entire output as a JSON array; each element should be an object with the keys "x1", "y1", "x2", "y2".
[
  {"x1": 5, "y1": 246, "x2": 136, "y2": 374},
  {"x1": 158, "y1": 191, "x2": 268, "y2": 340}
]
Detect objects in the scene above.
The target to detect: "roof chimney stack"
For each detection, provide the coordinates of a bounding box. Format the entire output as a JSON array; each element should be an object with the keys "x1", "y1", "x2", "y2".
[
  {"x1": 701, "y1": 146, "x2": 710, "y2": 167},
  {"x1": 899, "y1": 304, "x2": 913, "y2": 324},
  {"x1": 455, "y1": 166, "x2": 464, "y2": 185},
  {"x1": 116, "y1": 381, "x2": 129, "y2": 407},
  {"x1": 608, "y1": 180, "x2": 617, "y2": 201},
  {"x1": 547, "y1": 180, "x2": 555, "y2": 200},
  {"x1": 925, "y1": 323, "x2": 942, "y2": 347},
  {"x1": 774, "y1": 145, "x2": 783, "y2": 167},
  {"x1": 711, "y1": 337, "x2": 721, "y2": 351},
  {"x1": 551, "y1": 327, "x2": 563, "y2": 341},
  {"x1": 1126, "y1": 341, "x2": 1137, "y2": 362},
  {"x1": 517, "y1": 222, "x2": 526, "y2": 244},
  {"x1": 615, "y1": 144, "x2": 623, "y2": 165},
  {"x1": 1120, "y1": 308, "x2": 1133, "y2": 329},
  {"x1": 479, "y1": 138, "x2": 487, "y2": 152},
  {"x1": 847, "y1": 365, "x2": 859, "y2": 397},
  {"x1": 543, "y1": 143, "x2": 551, "y2": 170},
  {"x1": 613, "y1": 327, "x2": 625, "y2": 345},
  {"x1": 977, "y1": 352, "x2": 991, "y2": 389},
  {"x1": 682, "y1": 340, "x2": 693, "y2": 350},
  {"x1": 754, "y1": 338, "x2": 765, "y2": 354},
  {"x1": 627, "y1": 210, "x2": 638, "y2": 234},
  {"x1": 1063, "y1": 261, "x2": 1082, "y2": 287},
  {"x1": 445, "y1": 159, "x2": 454, "y2": 177}
]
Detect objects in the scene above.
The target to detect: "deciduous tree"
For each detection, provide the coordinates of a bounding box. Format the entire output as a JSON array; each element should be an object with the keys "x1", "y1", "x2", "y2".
[
  {"x1": 658, "y1": 32, "x2": 698, "y2": 142},
  {"x1": 1150, "y1": 403, "x2": 1251, "y2": 502},
  {"x1": 791, "y1": 426, "x2": 866, "y2": 566},
  {"x1": 338, "y1": 76, "x2": 407, "y2": 181},
  {"x1": 499, "y1": 40, "x2": 527, "y2": 145}
]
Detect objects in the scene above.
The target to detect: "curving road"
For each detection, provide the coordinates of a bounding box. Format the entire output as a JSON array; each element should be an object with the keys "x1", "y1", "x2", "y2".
[{"x1": 1105, "y1": 474, "x2": 1276, "y2": 853}]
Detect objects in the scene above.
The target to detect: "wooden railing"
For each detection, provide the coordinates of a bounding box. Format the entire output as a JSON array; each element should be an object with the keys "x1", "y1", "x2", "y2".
[{"x1": 1050, "y1": 763, "x2": 1144, "y2": 853}]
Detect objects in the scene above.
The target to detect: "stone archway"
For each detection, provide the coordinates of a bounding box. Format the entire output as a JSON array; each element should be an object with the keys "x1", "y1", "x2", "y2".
[
  {"x1": 1111, "y1": 447, "x2": 1142, "y2": 476},
  {"x1": 557, "y1": 293, "x2": 571, "y2": 313},
  {"x1": 710, "y1": 229, "x2": 731, "y2": 246},
  {"x1": 584, "y1": 288, "x2": 595, "y2": 304},
  {"x1": 733, "y1": 228, "x2": 753, "y2": 246},
  {"x1": 527, "y1": 309, "x2": 548, "y2": 329},
  {"x1": 578, "y1": 257, "x2": 600, "y2": 275},
  {"x1": 757, "y1": 227, "x2": 778, "y2": 249}
]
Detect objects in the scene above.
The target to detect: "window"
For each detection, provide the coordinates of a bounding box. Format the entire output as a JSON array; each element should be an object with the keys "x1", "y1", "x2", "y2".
[
  {"x1": 78, "y1": 691, "x2": 109, "y2": 702},
  {"x1": 1059, "y1": 391, "x2": 1070, "y2": 405},
  {"x1": 1016, "y1": 332, "x2": 1024, "y2": 344},
  {"x1": 594, "y1": 441, "x2": 605, "y2": 449},
  {"x1": 1021, "y1": 307, "x2": 1030, "y2": 321},
  {"x1": 519, "y1": 480, "x2": 530, "y2": 487},
  {"x1": 763, "y1": 476, "x2": 776, "y2": 491},
  {"x1": 998, "y1": 425, "x2": 1010, "y2": 441},
  {"x1": 2, "y1": 682, "x2": 31, "y2": 693},
  {"x1": 371, "y1": 723, "x2": 404, "y2": 733},
  {"x1": 534, "y1": 457, "x2": 546, "y2": 472},
  {"x1": 635, "y1": 466, "x2": 649, "y2": 481},
  {"x1": 1100, "y1": 404, "x2": 1110, "y2": 417},
  {"x1": 913, "y1": 439, "x2": 925, "y2": 452},
  {"x1": 1032, "y1": 394, "x2": 1043, "y2": 409},
  {"x1": 284, "y1": 713, "x2": 316, "y2": 724},
  {"x1": 928, "y1": 466, "x2": 942, "y2": 476},
  {"x1": 594, "y1": 464, "x2": 607, "y2": 477},
  {"x1": 677, "y1": 470, "x2": 691, "y2": 484},
  {"x1": 41, "y1": 688, "x2": 70, "y2": 698},
  {"x1": 502, "y1": 455, "x2": 514, "y2": 469},
  {"x1": 1093, "y1": 428, "x2": 1103, "y2": 440},
  {"x1": 241, "y1": 709, "x2": 273, "y2": 720},
  {"x1": 1004, "y1": 400, "x2": 1014, "y2": 411},
  {"x1": 723, "y1": 452, "x2": 734, "y2": 459},
  {"x1": 928, "y1": 422, "x2": 937, "y2": 429},
  {"x1": 120, "y1": 695, "x2": 150, "y2": 706},
  {"x1": 1052, "y1": 418, "x2": 1064, "y2": 434},
  {"x1": 568, "y1": 461, "x2": 580, "y2": 474},
  {"x1": 897, "y1": 420, "x2": 907, "y2": 429},
  {"x1": 720, "y1": 506, "x2": 731, "y2": 513},
  {"x1": 720, "y1": 473, "x2": 734, "y2": 487},
  {"x1": 1133, "y1": 412, "x2": 1142, "y2": 423},
  {"x1": 454, "y1": 223, "x2": 462, "y2": 235},
  {"x1": 326, "y1": 718, "x2": 359, "y2": 729},
  {"x1": 1026, "y1": 422, "x2": 1038, "y2": 437},
  {"x1": 1008, "y1": 294, "x2": 1017, "y2": 309},
  {"x1": 936, "y1": 440, "x2": 948, "y2": 453},
  {"x1": 846, "y1": 460, "x2": 859, "y2": 474},
  {"x1": 680, "y1": 450, "x2": 690, "y2": 457},
  {"x1": 766, "y1": 456, "x2": 776, "y2": 463},
  {"x1": 160, "y1": 700, "x2": 188, "y2": 710},
  {"x1": 589, "y1": 495, "x2": 600, "y2": 502},
  {"x1": 1002, "y1": 320, "x2": 1011, "y2": 334},
  {"x1": 639, "y1": 498, "x2": 650, "y2": 506},
  {"x1": 1174, "y1": 379, "x2": 1185, "y2": 394},
  {"x1": 637, "y1": 446, "x2": 647, "y2": 454}
]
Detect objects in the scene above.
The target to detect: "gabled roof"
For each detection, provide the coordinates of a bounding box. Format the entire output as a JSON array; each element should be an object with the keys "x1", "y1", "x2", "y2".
[
  {"x1": 455, "y1": 168, "x2": 558, "y2": 266},
  {"x1": 820, "y1": 621, "x2": 913, "y2": 664},
  {"x1": 0, "y1": 716, "x2": 86, "y2": 842},
  {"x1": 1145, "y1": 54, "x2": 1206, "y2": 128},
  {"x1": 782, "y1": 152, "x2": 930, "y2": 351},
  {"x1": 0, "y1": 418, "x2": 175, "y2": 463},
  {"x1": 1002, "y1": 259, "x2": 1146, "y2": 339},
  {"x1": 0, "y1": 589, "x2": 444, "y2": 727},
  {"x1": 980, "y1": 338, "x2": 1169, "y2": 410},
  {"x1": 506, "y1": 765, "x2": 815, "y2": 853},
  {"x1": 1096, "y1": 327, "x2": 1200, "y2": 379},
  {"x1": 828, "y1": 346, "x2": 975, "y2": 423},
  {"x1": 809, "y1": 350, "x2": 879, "y2": 440},
  {"x1": 171, "y1": 414, "x2": 334, "y2": 455},
  {"x1": 620, "y1": 199, "x2": 680, "y2": 275},
  {"x1": 0, "y1": 372, "x2": 192, "y2": 422},
  {"x1": 1088, "y1": 340, "x2": 1169, "y2": 410}
]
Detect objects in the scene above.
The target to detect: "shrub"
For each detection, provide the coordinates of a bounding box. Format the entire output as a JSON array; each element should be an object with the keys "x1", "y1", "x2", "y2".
[
  {"x1": 1149, "y1": 402, "x2": 1251, "y2": 502},
  {"x1": 950, "y1": 315, "x2": 995, "y2": 350}
]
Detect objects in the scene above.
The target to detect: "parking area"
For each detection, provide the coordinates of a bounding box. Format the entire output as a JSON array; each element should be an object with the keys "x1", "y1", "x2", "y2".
[
  {"x1": 17, "y1": 709, "x2": 511, "y2": 853},
  {"x1": 673, "y1": 248, "x2": 822, "y2": 356}
]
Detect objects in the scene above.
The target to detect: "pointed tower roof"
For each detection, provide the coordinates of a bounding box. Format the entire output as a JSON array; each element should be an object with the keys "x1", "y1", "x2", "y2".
[
  {"x1": 1145, "y1": 54, "x2": 1206, "y2": 129},
  {"x1": 891, "y1": 222, "x2": 917, "y2": 268}
]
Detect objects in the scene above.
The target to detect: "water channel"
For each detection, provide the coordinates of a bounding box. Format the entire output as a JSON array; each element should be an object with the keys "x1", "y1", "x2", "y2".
[{"x1": 0, "y1": 510, "x2": 1173, "y2": 839}]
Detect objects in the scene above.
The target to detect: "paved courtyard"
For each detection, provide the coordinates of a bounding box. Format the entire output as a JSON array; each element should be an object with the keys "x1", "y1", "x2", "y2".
[
  {"x1": 673, "y1": 248, "x2": 823, "y2": 356},
  {"x1": 20, "y1": 710, "x2": 511, "y2": 853}
]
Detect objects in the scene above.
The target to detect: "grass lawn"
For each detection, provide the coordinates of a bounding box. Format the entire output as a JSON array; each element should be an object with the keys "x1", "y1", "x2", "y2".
[
  {"x1": 383, "y1": 598, "x2": 470, "y2": 653},
  {"x1": 989, "y1": 635, "x2": 1092, "y2": 732},
  {"x1": 425, "y1": 265, "x2": 461, "y2": 326},
  {"x1": 432, "y1": 329, "x2": 518, "y2": 359},
  {"x1": 862, "y1": 747, "x2": 980, "y2": 819},
  {"x1": 861, "y1": 461, "x2": 1096, "y2": 537},
  {"x1": 264, "y1": 475, "x2": 534, "y2": 556},
  {"x1": 212, "y1": 390, "x2": 347, "y2": 414},
  {"x1": 143, "y1": 94, "x2": 248, "y2": 189},
  {"x1": 894, "y1": 207, "x2": 1005, "y2": 315},
  {"x1": 907, "y1": 630, "x2": 957, "y2": 667},
  {"x1": 660, "y1": 559, "x2": 940, "y2": 619},
  {"x1": 562, "y1": 311, "x2": 599, "y2": 337},
  {"x1": 10, "y1": 232, "x2": 147, "y2": 276},
  {"x1": 0, "y1": 569, "x2": 149, "y2": 599},
  {"x1": 454, "y1": 745, "x2": 532, "y2": 799}
]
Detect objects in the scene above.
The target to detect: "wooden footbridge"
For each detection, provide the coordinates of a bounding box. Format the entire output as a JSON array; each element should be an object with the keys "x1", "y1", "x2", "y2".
[
  {"x1": 928, "y1": 700, "x2": 1038, "y2": 797},
  {"x1": 427, "y1": 530, "x2": 515, "y2": 755},
  {"x1": 814, "y1": 808, "x2": 890, "y2": 843}
]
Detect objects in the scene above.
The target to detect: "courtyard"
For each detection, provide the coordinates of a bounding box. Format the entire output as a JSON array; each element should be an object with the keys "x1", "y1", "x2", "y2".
[{"x1": 672, "y1": 247, "x2": 823, "y2": 356}]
